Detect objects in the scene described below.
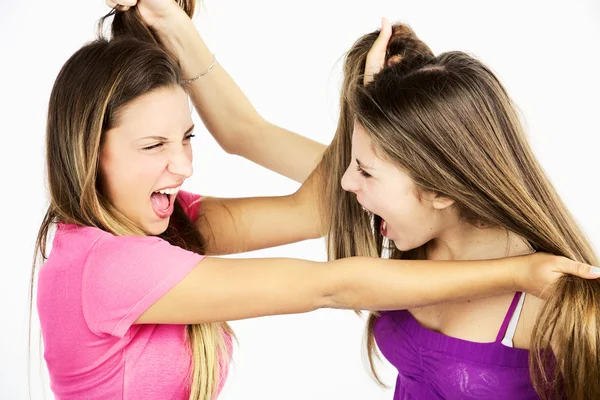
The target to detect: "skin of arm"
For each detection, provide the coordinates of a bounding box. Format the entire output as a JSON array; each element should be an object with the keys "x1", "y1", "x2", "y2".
[
  {"x1": 196, "y1": 160, "x2": 325, "y2": 255},
  {"x1": 135, "y1": 252, "x2": 584, "y2": 325},
  {"x1": 153, "y1": 6, "x2": 326, "y2": 184}
]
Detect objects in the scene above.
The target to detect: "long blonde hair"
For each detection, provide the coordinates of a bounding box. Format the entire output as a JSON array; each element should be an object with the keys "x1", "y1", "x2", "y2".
[
  {"x1": 319, "y1": 23, "x2": 599, "y2": 399},
  {"x1": 31, "y1": 2, "x2": 232, "y2": 399}
]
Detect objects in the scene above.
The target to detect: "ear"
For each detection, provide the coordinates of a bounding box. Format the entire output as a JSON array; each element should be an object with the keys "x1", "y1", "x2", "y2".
[{"x1": 432, "y1": 194, "x2": 455, "y2": 210}]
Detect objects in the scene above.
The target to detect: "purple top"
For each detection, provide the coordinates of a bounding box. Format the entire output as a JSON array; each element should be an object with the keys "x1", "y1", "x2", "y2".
[{"x1": 374, "y1": 292, "x2": 539, "y2": 399}]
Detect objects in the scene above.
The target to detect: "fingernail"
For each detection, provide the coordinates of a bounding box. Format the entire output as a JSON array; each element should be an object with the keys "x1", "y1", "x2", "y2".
[{"x1": 591, "y1": 267, "x2": 600, "y2": 275}]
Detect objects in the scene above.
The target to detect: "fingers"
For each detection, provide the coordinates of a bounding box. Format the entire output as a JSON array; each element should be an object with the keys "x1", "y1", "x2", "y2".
[
  {"x1": 575, "y1": 262, "x2": 600, "y2": 279},
  {"x1": 377, "y1": 17, "x2": 393, "y2": 45},
  {"x1": 560, "y1": 258, "x2": 600, "y2": 279},
  {"x1": 364, "y1": 17, "x2": 393, "y2": 85},
  {"x1": 106, "y1": 0, "x2": 137, "y2": 11}
]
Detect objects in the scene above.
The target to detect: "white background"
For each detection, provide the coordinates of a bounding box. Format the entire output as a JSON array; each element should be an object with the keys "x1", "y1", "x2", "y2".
[{"x1": 1, "y1": 0, "x2": 599, "y2": 399}]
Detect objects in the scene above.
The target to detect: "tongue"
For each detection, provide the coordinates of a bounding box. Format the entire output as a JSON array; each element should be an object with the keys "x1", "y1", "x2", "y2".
[{"x1": 151, "y1": 192, "x2": 170, "y2": 212}]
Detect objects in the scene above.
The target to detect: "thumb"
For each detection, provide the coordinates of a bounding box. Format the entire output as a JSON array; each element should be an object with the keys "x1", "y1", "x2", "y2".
[{"x1": 563, "y1": 260, "x2": 600, "y2": 279}]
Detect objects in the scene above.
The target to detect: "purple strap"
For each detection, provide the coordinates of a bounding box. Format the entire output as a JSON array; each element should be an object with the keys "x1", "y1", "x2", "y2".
[{"x1": 495, "y1": 292, "x2": 522, "y2": 343}]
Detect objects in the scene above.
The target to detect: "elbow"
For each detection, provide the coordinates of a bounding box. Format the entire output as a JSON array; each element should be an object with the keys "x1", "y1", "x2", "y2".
[
  {"x1": 216, "y1": 137, "x2": 240, "y2": 156},
  {"x1": 317, "y1": 258, "x2": 359, "y2": 310},
  {"x1": 320, "y1": 291, "x2": 349, "y2": 310},
  {"x1": 228, "y1": 117, "x2": 268, "y2": 157}
]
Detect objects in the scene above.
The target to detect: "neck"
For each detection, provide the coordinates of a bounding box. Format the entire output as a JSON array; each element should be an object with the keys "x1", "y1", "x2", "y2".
[{"x1": 426, "y1": 222, "x2": 533, "y2": 261}]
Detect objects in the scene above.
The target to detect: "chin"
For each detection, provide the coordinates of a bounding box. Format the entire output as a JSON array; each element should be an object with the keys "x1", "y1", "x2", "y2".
[
  {"x1": 393, "y1": 242, "x2": 410, "y2": 252},
  {"x1": 144, "y1": 219, "x2": 170, "y2": 236},
  {"x1": 392, "y1": 239, "x2": 420, "y2": 252}
]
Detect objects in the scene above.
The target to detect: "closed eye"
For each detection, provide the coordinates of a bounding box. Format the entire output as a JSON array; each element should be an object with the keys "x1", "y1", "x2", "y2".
[
  {"x1": 356, "y1": 164, "x2": 371, "y2": 178},
  {"x1": 141, "y1": 130, "x2": 194, "y2": 151},
  {"x1": 142, "y1": 142, "x2": 164, "y2": 151}
]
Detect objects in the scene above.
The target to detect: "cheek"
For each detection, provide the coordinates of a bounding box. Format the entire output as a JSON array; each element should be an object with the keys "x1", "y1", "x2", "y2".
[
  {"x1": 124, "y1": 158, "x2": 167, "y2": 202},
  {"x1": 354, "y1": 180, "x2": 378, "y2": 210},
  {"x1": 387, "y1": 204, "x2": 433, "y2": 251},
  {"x1": 98, "y1": 150, "x2": 118, "y2": 199},
  {"x1": 384, "y1": 189, "x2": 433, "y2": 231},
  {"x1": 100, "y1": 151, "x2": 161, "y2": 203}
]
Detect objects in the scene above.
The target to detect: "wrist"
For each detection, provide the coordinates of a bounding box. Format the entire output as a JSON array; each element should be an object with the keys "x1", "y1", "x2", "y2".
[
  {"x1": 149, "y1": 3, "x2": 188, "y2": 31},
  {"x1": 515, "y1": 252, "x2": 543, "y2": 293},
  {"x1": 151, "y1": 8, "x2": 213, "y2": 78},
  {"x1": 485, "y1": 257, "x2": 520, "y2": 293},
  {"x1": 151, "y1": 7, "x2": 195, "y2": 59}
]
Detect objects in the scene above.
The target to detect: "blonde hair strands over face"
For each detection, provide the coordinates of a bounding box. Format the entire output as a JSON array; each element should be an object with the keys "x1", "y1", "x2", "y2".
[
  {"x1": 31, "y1": 2, "x2": 232, "y2": 399},
  {"x1": 318, "y1": 23, "x2": 599, "y2": 399}
]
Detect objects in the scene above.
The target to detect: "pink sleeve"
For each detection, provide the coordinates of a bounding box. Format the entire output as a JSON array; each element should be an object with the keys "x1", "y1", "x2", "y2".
[
  {"x1": 82, "y1": 233, "x2": 204, "y2": 338},
  {"x1": 177, "y1": 190, "x2": 202, "y2": 222}
]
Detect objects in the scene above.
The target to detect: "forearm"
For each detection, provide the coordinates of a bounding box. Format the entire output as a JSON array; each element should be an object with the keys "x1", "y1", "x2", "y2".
[
  {"x1": 292, "y1": 159, "x2": 327, "y2": 235},
  {"x1": 153, "y1": 9, "x2": 325, "y2": 182},
  {"x1": 324, "y1": 256, "x2": 524, "y2": 310}
]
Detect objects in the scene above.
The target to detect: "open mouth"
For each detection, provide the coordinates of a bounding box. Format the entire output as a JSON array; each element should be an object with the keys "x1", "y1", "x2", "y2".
[
  {"x1": 150, "y1": 186, "x2": 180, "y2": 218},
  {"x1": 380, "y1": 219, "x2": 388, "y2": 237},
  {"x1": 360, "y1": 204, "x2": 388, "y2": 237}
]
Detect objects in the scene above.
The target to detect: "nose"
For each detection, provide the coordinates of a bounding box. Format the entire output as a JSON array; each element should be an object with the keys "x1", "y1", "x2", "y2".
[
  {"x1": 341, "y1": 164, "x2": 359, "y2": 193},
  {"x1": 167, "y1": 147, "x2": 193, "y2": 178}
]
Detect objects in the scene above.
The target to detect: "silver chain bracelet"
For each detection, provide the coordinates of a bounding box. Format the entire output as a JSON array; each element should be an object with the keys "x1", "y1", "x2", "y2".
[{"x1": 181, "y1": 54, "x2": 218, "y2": 84}]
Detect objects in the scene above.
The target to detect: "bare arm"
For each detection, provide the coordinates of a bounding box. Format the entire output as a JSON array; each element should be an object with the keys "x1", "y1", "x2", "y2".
[
  {"x1": 197, "y1": 160, "x2": 325, "y2": 255},
  {"x1": 135, "y1": 253, "x2": 598, "y2": 325},
  {"x1": 153, "y1": 7, "x2": 326, "y2": 183}
]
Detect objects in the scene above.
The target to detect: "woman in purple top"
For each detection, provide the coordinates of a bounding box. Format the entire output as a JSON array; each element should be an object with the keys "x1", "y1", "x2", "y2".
[
  {"x1": 103, "y1": 2, "x2": 598, "y2": 399},
  {"x1": 335, "y1": 22, "x2": 599, "y2": 399},
  {"x1": 322, "y1": 21, "x2": 597, "y2": 400}
]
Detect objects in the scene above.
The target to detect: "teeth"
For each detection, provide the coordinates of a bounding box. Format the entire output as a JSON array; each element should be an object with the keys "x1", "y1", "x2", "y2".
[{"x1": 156, "y1": 186, "x2": 180, "y2": 195}]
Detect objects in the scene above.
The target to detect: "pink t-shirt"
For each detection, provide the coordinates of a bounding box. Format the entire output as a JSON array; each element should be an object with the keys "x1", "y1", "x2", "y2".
[{"x1": 37, "y1": 191, "x2": 232, "y2": 399}]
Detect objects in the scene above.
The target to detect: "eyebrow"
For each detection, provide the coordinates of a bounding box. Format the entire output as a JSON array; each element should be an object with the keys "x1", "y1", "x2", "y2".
[
  {"x1": 137, "y1": 124, "x2": 195, "y2": 141},
  {"x1": 356, "y1": 158, "x2": 374, "y2": 170}
]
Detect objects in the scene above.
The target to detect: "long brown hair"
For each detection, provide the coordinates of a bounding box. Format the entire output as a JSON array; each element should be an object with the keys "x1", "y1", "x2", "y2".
[
  {"x1": 31, "y1": 2, "x2": 232, "y2": 399},
  {"x1": 320, "y1": 23, "x2": 599, "y2": 399}
]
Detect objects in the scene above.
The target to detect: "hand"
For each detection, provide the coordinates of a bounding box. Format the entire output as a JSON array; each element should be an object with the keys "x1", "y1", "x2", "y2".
[
  {"x1": 517, "y1": 252, "x2": 599, "y2": 299},
  {"x1": 364, "y1": 17, "x2": 392, "y2": 85},
  {"x1": 105, "y1": 0, "x2": 183, "y2": 28}
]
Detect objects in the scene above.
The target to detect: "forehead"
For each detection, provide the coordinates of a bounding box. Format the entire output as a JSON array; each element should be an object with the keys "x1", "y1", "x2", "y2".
[
  {"x1": 112, "y1": 85, "x2": 192, "y2": 138},
  {"x1": 351, "y1": 121, "x2": 386, "y2": 168},
  {"x1": 352, "y1": 121, "x2": 375, "y2": 155},
  {"x1": 352, "y1": 121, "x2": 414, "y2": 183}
]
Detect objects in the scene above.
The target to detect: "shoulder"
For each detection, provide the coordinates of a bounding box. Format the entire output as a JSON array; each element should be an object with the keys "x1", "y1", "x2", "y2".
[
  {"x1": 80, "y1": 228, "x2": 203, "y2": 336},
  {"x1": 50, "y1": 222, "x2": 169, "y2": 258},
  {"x1": 84, "y1": 227, "x2": 203, "y2": 271},
  {"x1": 43, "y1": 223, "x2": 112, "y2": 267},
  {"x1": 56, "y1": 222, "x2": 108, "y2": 244}
]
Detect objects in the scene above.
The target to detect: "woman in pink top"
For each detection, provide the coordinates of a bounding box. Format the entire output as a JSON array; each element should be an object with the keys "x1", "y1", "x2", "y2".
[{"x1": 34, "y1": 1, "x2": 598, "y2": 399}]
